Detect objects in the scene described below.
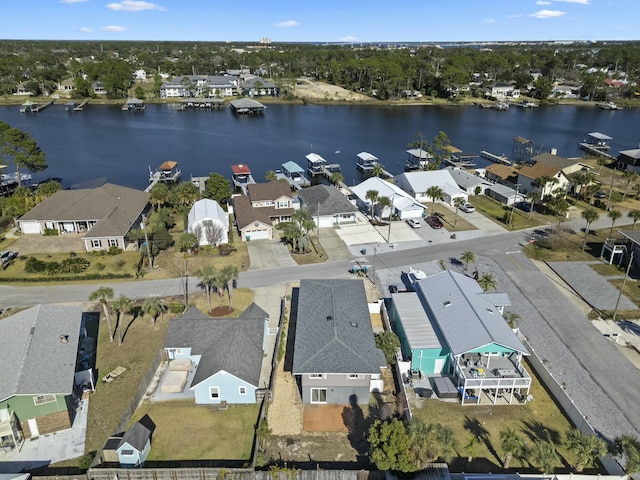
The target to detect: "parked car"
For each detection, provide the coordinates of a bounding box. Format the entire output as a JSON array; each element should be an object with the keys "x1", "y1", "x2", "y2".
[
  {"x1": 426, "y1": 215, "x2": 444, "y2": 229},
  {"x1": 514, "y1": 201, "x2": 532, "y2": 212},
  {"x1": 0, "y1": 250, "x2": 18, "y2": 268},
  {"x1": 406, "y1": 218, "x2": 421, "y2": 228},
  {"x1": 460, "y1": 203, "x2": 475, "y2": 213},
  {"x1": 594, "y1": 191, "x2": 607, "y2": 199}
]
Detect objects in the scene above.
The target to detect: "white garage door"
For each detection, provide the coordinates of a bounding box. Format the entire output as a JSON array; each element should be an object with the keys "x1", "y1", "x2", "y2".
[
  {"x1": 20, "y1": 221, "x2": 41, "y2": 234},
  {"x1": 244, "y1": 229, "x2": 270, "y2": 241}
]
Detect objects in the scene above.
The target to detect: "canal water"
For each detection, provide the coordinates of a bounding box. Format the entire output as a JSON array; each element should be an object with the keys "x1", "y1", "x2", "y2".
[{"x1": 0, "y1": 103, "x2": 638, "y2": 190}]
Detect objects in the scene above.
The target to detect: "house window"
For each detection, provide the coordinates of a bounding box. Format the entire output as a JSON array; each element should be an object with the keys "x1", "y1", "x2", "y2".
[
  {"x1": 174, "y1": 348, "x2": 183, "y2": 355},
  {"x1": 309, "y1": 374, "x2": 324, "y2": 379},
  {"x1": 239, "y1": 386, "x2": 247, "y2": 395},
  {"x1": 203, "y1": 220, "x2": 213, "y2": 227},
  {"x1": 347, "y1": 374, "x2": 360, "y2": 380},
  {"x1": 121, "y1": 450, "x2": 134, "y2": 456},
  {"x1": 91, "y1": 239, "x2": 102, "y2": 248},
  {"x1": 108, "y1": 238, "x2": 118, "y2": 247},
  {"x1": 209, "y1": 387, "x2": 220, "y2": 399},
  {"x1": 277, "y1": 200, "x2": 289, "y2": 208},
  {"x1": 33, "y1": 394, "x2": 56, "y2": 405},
  {"x1": 311, "y1": 388, "x2": 327, "y2": 404}
]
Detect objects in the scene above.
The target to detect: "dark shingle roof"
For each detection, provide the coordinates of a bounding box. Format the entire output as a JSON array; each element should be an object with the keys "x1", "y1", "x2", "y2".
[
  {"x1": 247, "y1": 182, "x2": 292, "y2": 202},
  {"x1": 0, "y1": 305, "x2": 85, "y2": 401},
  {"x1": 233, "y1": 195, "x2": 274, "y2": 229},
  {"x1": 292, "y1": 279, "x2": 386, "y2": 374},
  {"x1": 297, "y1": 185, "x2": 358, "y2": 216},
  {"x1": 119, "y1": 414, "x2": 156, "y2": 451},
  {"x1": 165, "y1": 305, "x2": 266, "y2": 387},
  {"x1": 531, "y1": 152, "x2": 575, "y2": 171}
]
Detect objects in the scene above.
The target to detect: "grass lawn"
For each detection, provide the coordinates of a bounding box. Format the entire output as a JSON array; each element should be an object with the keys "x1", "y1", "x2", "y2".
[
  {"x1": 132, "y1": 402, "x2": 259, "y2": 461},
  {"x1": 429, "y1": 204, "x2": 477, "y2": 232},
  {"x1": 411, "y1": 362, "x2": 601, "y2": 474},
  {"x1": 470, "y1": 196, "x2": 542, "y2": 231}
]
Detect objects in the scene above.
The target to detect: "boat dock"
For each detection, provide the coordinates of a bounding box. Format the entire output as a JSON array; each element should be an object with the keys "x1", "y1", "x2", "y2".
[
  {"x1": 146, "y1": 161, "x2": 181, "y2": 192},
  {"x1": 511, "y1": 100, "x2": 539, "y2": 109},
  {"x1": 20, "y1": 99, "x2": 55, "y2": 113},
  {"x1": 579, "y1": 143, "x2": 617, "y2": 161},
  {"x1": 122, "y1": 98, "x2": 145, "y2": 112},
  {"x1": 480, "y1": 150, "x2": 512, "y2": 165},
  {"x1": 65, "y1": 99, "x2": 89, "y2": 111},
  {"x1": 276, "y1": 161, "x2": 311, "y2": 190},
  {"x1": 231, "y1": 164, "x2": 256, "y2": 195},
  {"x1": 180, "y1": 98, "x2": 226, "y2": 110}
]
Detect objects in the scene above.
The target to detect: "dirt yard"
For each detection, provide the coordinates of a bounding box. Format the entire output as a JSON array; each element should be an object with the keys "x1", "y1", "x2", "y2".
[{"x1": 293, "y1": 79, "x2": 374, "y2": 103}]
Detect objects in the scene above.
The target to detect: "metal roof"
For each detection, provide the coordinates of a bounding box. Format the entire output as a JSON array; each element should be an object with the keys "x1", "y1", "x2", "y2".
[
  {"x1": 305, "y1": 153, "x2": 327, "y2": 164},
  {"x1": 392, "y1": 292, "x2": 443, "y2": 350},
  {"x1": 588, "y1": 132, "x2": 613, "y2": 141},
  {"x1": 415, "y1": 271, "x2": 528, "y2": 356},
  {"x1": 282, "y1": 161, "x2": 304, "y2": 174},
  {"x1": 231, "y1": 164, "x2": 252, "y2": 174},
  {"x1": 357, "y1": 152, "x2": 379, "y2": 162}
]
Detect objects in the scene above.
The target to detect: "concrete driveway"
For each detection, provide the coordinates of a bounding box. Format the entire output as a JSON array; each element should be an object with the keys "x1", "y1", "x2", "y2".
[
  {"x1": 246, "y1": 238, "x2": 297, "y2": 270},
  {"x1": 6, "y1": 232, "x2": 85, "y2": 255}
]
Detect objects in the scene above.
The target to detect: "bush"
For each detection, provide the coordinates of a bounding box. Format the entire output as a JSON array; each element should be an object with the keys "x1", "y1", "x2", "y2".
[
  {"x1": 61, "y1": 257, "x2": 90, "y2": 273},
  {"x1": 218, "y1": 244, "x2": 237, "y2": 256},
  {"x1": 115, "y1": 258, "x2": 126, "y2": 270},
  {"x1": 96, "y1": 262, "x2": 106, "y2": 271},
  {"x1": 43, "y1": 228, "x2": 58, "y2": 236},
  {"x1": 108, "y1": 246, "x2": 123, "y2": 255},
  {"x1": 25, "y1": 256, "x2": 47, "y2": 273},
  {"x1": 168, "y1": 302, "x2": 185, "y2": 314}
]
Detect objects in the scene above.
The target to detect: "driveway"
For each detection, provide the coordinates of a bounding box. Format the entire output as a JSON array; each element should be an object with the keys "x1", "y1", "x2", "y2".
[
  {"x1": 6, "y1": 233, "x2": 85, "y2": 255},
  {"x1": 246, "y1": 238, "x2": 297, "y2": 270}
]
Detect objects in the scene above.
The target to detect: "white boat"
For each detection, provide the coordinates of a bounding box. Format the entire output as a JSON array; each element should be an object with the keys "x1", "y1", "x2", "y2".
[{"x1": 596, "y1": 101, "x2": 618, "y2": 110}]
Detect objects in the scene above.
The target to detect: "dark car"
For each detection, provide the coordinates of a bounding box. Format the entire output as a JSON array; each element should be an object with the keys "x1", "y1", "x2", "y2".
[
  {"x1": 514, "y1": 201, "x2": 532, "y2": 212},
  {"x1": 0, "y1": 250, "x2": 18, "y2": 268},
  {"x1": 426, "y1": 215, "x2": 444, "y2": 229},
  {"x1": 594, "y1": 191, "x2": 607, "y2": 199}
]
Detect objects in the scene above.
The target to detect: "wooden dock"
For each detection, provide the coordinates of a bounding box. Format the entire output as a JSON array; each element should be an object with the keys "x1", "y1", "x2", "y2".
[
  {"x1": 20, "y1": 99, "x2": 55, "y2": 113},
  {"x1": 480, "y1": 150, "x2": 512, "y2": 165},
  {"x1": 579, "y1": 143, "x2": 617, "y2": 160},
  {"x1": 75, "y1": 99, "x2": 89, "y2": 111}
]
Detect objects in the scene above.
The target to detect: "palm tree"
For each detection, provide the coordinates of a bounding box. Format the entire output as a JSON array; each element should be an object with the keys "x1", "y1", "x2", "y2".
[
  {"x1": 365, "y1": 189, "x2": 379, "y2": 220},
  {"x1": 565, "y1": 429, "x2": 606, "y2": 472},
  {"x1": 581, "y1": 207, "x2": 600, "y2": 252},
  {"x1": 377, "y1": 196, "x2": 393, "y2": 222},
  {"x1": 88, "y1": 287, "x2": 115, "y2": 342},
  {"x1": 453, "y1": 197, "x2": 465, "y2": 226},
  {"x1": 503, "y1": 311, "x2": 521, "y2": 329},
  {"x1": 426, "y1": 185, "x2": 444, "y2": 214},
  {"x1": 610, "y1": 435, "x2": 640, "y2": 475},
  {"x1": 500, "y1": 427, "x2": 524, "y2": 469},
  {"x1": 461, "y1": 250, "x2": 476, "y2": 270},
  {"x1": 149, "y1": 182, "x2": 170, "y2": 210},
  {"x1": 465, "y1": 434, "x2": 478, "y2": 464},
  {"x1": 264, "y1": 170, "x2": 278, "y2": 182},
  {"x1": 331, "y1": 171, "x2": 344, "y2": 186},
  {"x1": 530, "y1": 440, "x2": 560, "y2": 474},
  {"x1": 622, "y1": 170, "x2": 639, "y2": 201},
  {"x1": 526, "y1": 190, "x2": 540, "y2": 219},
  {"x1": 608, "y1": 209, "x2": 622, "y2": 238},
  {"x1": 196, "y1": 264, "x2": 217, "y2": 312},
  {"x1": 221, "y1": 264, "x2": 239, "y2": 308},
  {"x1": 142, "y1": 297, "x2": 167, "y2": 326},
  {"x1": 371, "y1": 162, "x2": 385, "y2": 178},
  {"x1": 533, "y1": 175, "x2": 558, "y2": 200},
  {"x1": 628, "y1": 209, "x2": 640, "y2": 230},
  {"x1": 111, "y1": 295, "x2": 133, "y2": 345},
  {"x1": 570, "y1": 170, "x2": 596, "y2": 200},
  {"x1": 478, "y1": 273, "x2": 497, "y2": 292}
]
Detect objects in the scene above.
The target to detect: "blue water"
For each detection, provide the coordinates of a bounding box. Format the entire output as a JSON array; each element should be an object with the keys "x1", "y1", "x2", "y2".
[{"x1": 0, "y1": 103, "x2": 638, "y2": 190}]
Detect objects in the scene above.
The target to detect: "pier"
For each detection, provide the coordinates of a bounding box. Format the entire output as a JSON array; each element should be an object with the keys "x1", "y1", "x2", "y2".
[
  {"x1": 480, "y1": 150, "x2": 512, "y2": 165},
  {"x1": 20, "y1": 99, "x2": 55, "y2": 113},
  {"x1": 146, "y1": 161, "x2": 181, "y2": 192},
  {"x1": 231, "y1": 164, "x2": 256, "y2": 195},
  {"x1": 65, "y1": 99, "x2": 89, "y2": 111},
  {"x1": 579, "y1": 143, "x2": 617, "y2": 161},
  {"x1": 276, "y1": 161, "x2": 311, "y2": 190},
  {"x1": 180, "y1": 98, "x2": 226, "y2": 110}
]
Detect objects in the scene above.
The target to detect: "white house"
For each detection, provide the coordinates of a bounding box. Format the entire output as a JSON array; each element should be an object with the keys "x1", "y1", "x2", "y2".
[
  {"x1": 187, "y1": 199, "x2": 229, "y2": 246},
  {"x1": 350, "y1": 177, "x2": 424, "y2": 220},
  {"x1": 394, "y1": 170, "x2": 468, "y2": 206}
]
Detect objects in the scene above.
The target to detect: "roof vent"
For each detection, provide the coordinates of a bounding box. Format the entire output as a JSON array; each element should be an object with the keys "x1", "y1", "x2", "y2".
[
  {"x1": 327, "y1": 315, "x2": 333, "y2": 321},
  {"x1": 350, "y1": 322, "x2": 358, "y2": 328},
  {"x1": 59, "y1": 335, "x2": 69, "y2": 343},
  {"x1": 443, "y1": 300, "x2": 451, "y2": 308},
  {"x1": 486, "y1": 308, "x2": 494, "y2": 314}
]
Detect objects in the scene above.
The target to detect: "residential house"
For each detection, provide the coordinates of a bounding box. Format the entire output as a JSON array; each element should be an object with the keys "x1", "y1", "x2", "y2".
[
  {"x1": 92, "y1": 82, "x2": 107, "y2": 95},
  {"x1": 394, "y1": 170, "x2": 468, "y2": 206},
  {"x1": 233, "y1": 182, "x2": 294, "y2": 241},
  {"x1": 297, "y1": 184, "x2": 359, "y2": 228},
  {"x1": 485, "y1": 163, "x2": 519, "y2": 187},
  {"x1": 57, "y1": 78, "x2": 75, "y2": 94},
  {"x1": 445, "y1": 167, "x2": 492, "y2": 196},
  {"x1": 0, "y1": 305, "x2": 88, "y2": 439},
  {"x1": 240, "y1": 77, "x2": 279, "y2": 97},
  {"x1": 102, "y1": 414, "x2": 156, "y2": 467},
  {"x1": 133, "y1": 69, "x2": 148, "y2": 82},
  {"x1": 617, "y1": 149, "x2": 640, "y2": 172},
  {"x1": 14, "y1": 83, "x2": 33, "y2": 96},
  {"x1": 485, "y1": 183, "x2": 524, "y2": 206},
  {"x1": 389, "y1": 270, "x2": 531, "y2": 405},
  {"x1": 485, "y1": 82, "x2": 520, "y2": 99},
  {"x1": 350, "y1": 176, "x2": 425, "y2": 220},
  {"x1": 164, "y1": 305, "x2": 268, "y2": 404},
  {"x1": 160, "y1": 75, "x2": 237, "y2": 98},
  {"x1": 187, "y1": 199, "x2": 229, "y2": 246},
  {"x1": 531, "y1": 152, "x2": 590, "y2": 178},
  {"x1": 517, "y1": 161, "x2": 569, "y2": 198},
  {"x1": 18, "y1": 183, "x2": 150, "y2": 252},
  {"x1": 292, "y1": 279, "x2": 387, "y2": 404}
]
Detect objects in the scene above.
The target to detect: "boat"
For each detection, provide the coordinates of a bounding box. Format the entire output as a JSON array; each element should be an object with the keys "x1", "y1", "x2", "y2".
[
  {"x1": 596, "y1": 101, "x2": 618, "y2": 110},
  {"x1": 495, "y1": 101, "x2": 509, "y2": 110}
]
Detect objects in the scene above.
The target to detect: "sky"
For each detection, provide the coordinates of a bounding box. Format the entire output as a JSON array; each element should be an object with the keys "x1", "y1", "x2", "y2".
[{"x1": 2, "y1": 0, "x2": 636, "y2": 43}]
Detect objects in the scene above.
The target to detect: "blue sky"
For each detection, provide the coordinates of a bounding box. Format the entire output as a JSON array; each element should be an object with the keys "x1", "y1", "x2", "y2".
[{"x1": 3, "y1": 0, "x2": 636, "y2": 43}]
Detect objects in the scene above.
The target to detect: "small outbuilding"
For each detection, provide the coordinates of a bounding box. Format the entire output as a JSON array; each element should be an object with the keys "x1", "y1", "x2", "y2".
[
  {"x1": 187, "y1": 199, "x2": 229, "y2": 246},
  {"x1": 103, "y1": 414, "x2": 156, "y2": 467}
]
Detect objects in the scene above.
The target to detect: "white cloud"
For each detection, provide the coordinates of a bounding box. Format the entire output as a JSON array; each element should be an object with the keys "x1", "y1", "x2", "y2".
[
  {"x1": 102, "y1": 25, "x2": 128, "y2": 31},
  {"x1": 483, "y1": 18, "x2": 496, "y2": 23},
  {"x1": 536, "y1": 1, "x2": 551, "y2": 5},
  {"x1": 340, "y1": 35, "x2": 357, "y2": 42},
  {"x1": 80, "y1": 27, "x2": 93, "y2": 32},
  {"x1": 555, "y1": 0, "x2": 590, "y2": 4},
  {"x1": 530, "y1": 9, "x2": 566, "y2": 18},
  {"x1": 506, "y1": 14, "x2": 523, "y2": 18},
  {"x1": 275, "y1": 20, "x2": 299, "y2": 28},
  {"x1": 105, "y1": 1, "x2": 165, "y2": 12},
  {"x1": 61, "y1": 0, "x2": 88, "y2": 3}
]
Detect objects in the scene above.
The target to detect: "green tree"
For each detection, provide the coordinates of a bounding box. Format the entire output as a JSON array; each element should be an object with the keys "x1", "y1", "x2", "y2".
[
  {"x1": 177, "y1": 232, "x2": 199, "y2": 252},
  {"x1": 408, "y1": 418, "x2": 457, "y2": 464},
  {"x1": 622, "y1": 170, "x2": 639, "y2": 202},
  {"x1": 331, "y1": 171, "x2": 344, "y2": 186},
  {"x1": 377, "y1": 195, "x2": 393, "y2": 221},
  {"x1": 503, "y1": 311, "x2": 521, "y2": 329},
  {"x1": 453, "y1": 197, "x2": 465, "y2": 226},
  {"x1": 196, "y1": 264, "x2": 217, "y2": 312},
  {"x1": 461, "y1": 250, "x2": 476, "y2": 270},
  {"x1": 374, "y1": 331, "x2": 400, "y2": 364},
  {"x1": 205, "y1": 172, "x2": 232, "y2": 207},
  {"x1": 0, "y1": 122, "x2": 48, "y2": 187},
  {"x1": 610, "y1": 435, "x2": 640, "y2": 474},
  {"x1": 581, "y1": 207, "x2": 600, "y2": 251},
  {"x1": 608, "y1": 209, "x2": 622, "y2": 238},
  {"x1": 88, "y1": 287, "x2": 115, "y2": 342},
  {"x1": 149, "y1": 182, "x2": 170, "y2": 210},
  {"x1": 526, "y1": 190, "x2": 541, "y2": 218},
  {"x1": 426, "y1": 185, "x2": 444, "y2": 214},
  {"x1": 478, "y1": 273, "x2": 497, "y2": 292},
  {"x1": 570, "y1": 170, "x2": 596, "y2": 200},
  {"x1": 111, "y1": 295, "x2": 133, "y2": 345},
  {"x1": 530, "y1": 440, "x2": 560, "y2": 474},
  {"x1": 221, "y1": 264, "x2": 239, "y2": 308},
  {"x1": 33, "y1": 180, "x2": 62, "y2": 204},
  {"x1": 171, "y1": 181, "x2": 199, "y2": 210},
  {"x1": 565, "y1": 429, "x2": 606, "y2": 472},
  {"x1": 500, "y1": 427, "x2": 524, "y2": 469},
  {"x1": 368, "y1": 418, "x2": 415, "y2": 473},
  {"x1": 465, "y1": 434, "x2": 478, "y2": 464},
  {"x1": 141, "y1": 297, "x2": 167, "y2": 327},
  {"x1": 264, "y1": 170, "x2": 278, "y2": 182},
  {"x1": 371, "y1": 162, "x2": 385, "y2": 178},
  {"x1": 366, "y1": 189, "x2": 379, "y2": 219},
  {"x1": 628, "y1": 209, "x2": 640, "y2": 230}
]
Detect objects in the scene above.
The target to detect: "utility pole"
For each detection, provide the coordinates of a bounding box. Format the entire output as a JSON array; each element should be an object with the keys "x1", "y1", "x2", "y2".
[
  {"x1": 316, "y1": 201, "x2": 321, "y2": 257},
  {"x1": 388, "y1": 194, "x2": 394, "y2": 243},
  {"x1": 613, "y1": 251, "x2": 633, "y2": 320},
  {"x1": 509, "y1": 184, "x2": 520, "y2": 228},
  {"x1": 141, "y1": 214, "x2": 153, "y2": 269}
]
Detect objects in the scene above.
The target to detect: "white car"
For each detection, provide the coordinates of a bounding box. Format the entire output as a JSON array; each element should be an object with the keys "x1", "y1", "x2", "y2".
[
  {"x1": 460, "y1": 203, "x2": 475, "y2": 213},
  {"x1": 406, "y1": 218, "x2": 422, "y2": 228}
]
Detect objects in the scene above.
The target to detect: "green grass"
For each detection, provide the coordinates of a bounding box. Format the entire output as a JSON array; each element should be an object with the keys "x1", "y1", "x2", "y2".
[
  {"x1": 132, "y1": 402, "x2": 259, "y2": 461},
  {"x1": 470, "y1": 196, "x2": 542, "y2": 231}
]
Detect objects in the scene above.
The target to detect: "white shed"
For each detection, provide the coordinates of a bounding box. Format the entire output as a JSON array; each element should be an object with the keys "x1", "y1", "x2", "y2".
[{"x1": 187, "y1": 199, "x2": 229, "y2": 246}]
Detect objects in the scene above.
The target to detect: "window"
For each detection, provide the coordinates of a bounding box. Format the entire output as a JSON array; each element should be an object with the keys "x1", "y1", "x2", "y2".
[
  {"x1": 239, "y1": 386, "x2": 247, "y2": 395},
  {"x1": 209, "y1": 387, "x2": 220, "y2": 399},
  {"x1": 174, "y1": 348, "x2": 183, "y2": 355},
  {"x1": 309, "y1": 374, "x2": 324, "y2": 379},
  {"x1": 34, "y1": 394, "x2": 56, "y2": 405},
  {"x1": 203, "y1": 220, "x2": 213, "y2": 227},
  {"x1": 347, "y1": 374, "x2": 360, "y2": 380},
  {"x1": 121, "y1": 450, "x2": 134, "y2": 456},
  {"x1": 108, "y1": 238, "x2": 118, "y2": 247},
  {"x1": 311, "y1": 388, "x2": 327, "y2": 404},
  {"x1": 277, "y1": 200, "x2": 289, "y2": 208},
  {"x1": 91, "y1": 239, "x2": 102, "y2": 248}
]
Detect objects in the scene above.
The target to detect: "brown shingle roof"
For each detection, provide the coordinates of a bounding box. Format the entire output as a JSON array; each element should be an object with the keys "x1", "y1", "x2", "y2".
[
  {"x1": 519, "y1": 162, "x2": 562, "y2": 180},
  {"x1": 233, "y1": 195, "x2": 273, "y2": 229},
  {"x1": 486, "y1": 163, "x2": 519, "y2": 181},
  {"x1": 531, "y1": 152, "x2": 574, "y2": 170},
  {"x1": 247, "y1": 182, "x2": 291, "y2": 202}
]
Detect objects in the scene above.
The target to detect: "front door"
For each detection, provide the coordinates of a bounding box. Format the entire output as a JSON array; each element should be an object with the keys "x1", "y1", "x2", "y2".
[
  {"x1": 434, "y1": 358, "x2": 445, "y2": 374},
  {"x1": 310, "y1": 388, "x2": 327, "y2": 404},
  {"x1": 28, "y1": 418, "x2": 39, "y2": 438}
]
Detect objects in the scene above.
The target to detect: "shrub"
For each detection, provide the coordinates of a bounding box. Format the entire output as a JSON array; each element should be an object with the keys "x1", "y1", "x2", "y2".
[
  {"x1": 96, "y1": 262, "x2": 106, "y2": 271},
  {"x1": 108, "y1": 246, "x2": 123, "y2": 255},
  {"x1": 43, "y1": 228, "x2": 58, "y2": 236},
  {"x1": 61, "y1": 257, "x2": 90, "y2": 273},
  {"x1": 168, "y1": 302, "x2": 185, "y2": 314},
  {"x1": 218, "y1": 244, "x2": 237, "y2": 256},
  {"x1": 25, "y1": 256, "x2": 47, "y2": 273},
  {"x1": 115, "y1": 258, "x2": 126, "y2": 270}
]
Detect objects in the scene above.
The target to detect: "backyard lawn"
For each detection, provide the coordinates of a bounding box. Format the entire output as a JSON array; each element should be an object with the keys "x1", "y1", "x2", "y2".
[{"x1": 470, "y1": 195, "x2": 542, "y2": 231}]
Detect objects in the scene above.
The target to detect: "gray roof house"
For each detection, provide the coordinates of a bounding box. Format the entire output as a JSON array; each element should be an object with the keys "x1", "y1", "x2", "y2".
[
  {"x1": 297, "y1": 184, "x2": 358, "y2": 228},
  {"x1": 0, "y1": 305, "x2": 86, "y2": 438},
  {"x1": 293, "y1": 279, "x2": 386, "y2": 404},
  {"x1": 164, "y1": 305, "x2": 268, "y2": 404},
  {"x1": 103, "y1": 414, "x2": 156, "y2": 467},
  {"x1": 445, "y1": 167, "x2": 492, "y2": 195},
  {"x1": 17, "y1": 183, "x2": 150, "y2": 252}
]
